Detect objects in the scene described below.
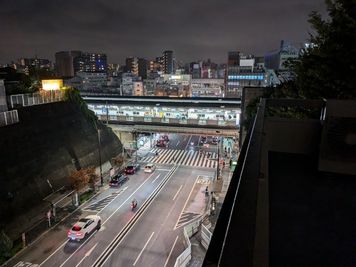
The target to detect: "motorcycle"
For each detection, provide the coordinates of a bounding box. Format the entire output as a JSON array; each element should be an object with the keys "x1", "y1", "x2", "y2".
[{"x1": 131, "y1": 200, "x2": 137, "y2": 211}]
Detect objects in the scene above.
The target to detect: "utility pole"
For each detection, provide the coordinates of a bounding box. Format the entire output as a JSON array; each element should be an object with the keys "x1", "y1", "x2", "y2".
[
  {"x1": 217, "y1": 139, "x2": 220, "y2": 180},
  {"x1": 97, "y1": 128, "x2": 103, "y2": 186}
]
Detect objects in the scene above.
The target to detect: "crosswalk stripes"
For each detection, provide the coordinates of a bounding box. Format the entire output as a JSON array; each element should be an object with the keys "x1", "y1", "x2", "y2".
[
  {"x1": 175, "y1": 212, "x2": 201, "y2": 229},
  {"x1": 140, "y1": 148, "x2": 218, "y2": 168},
  {"x1": 83, "y1": 190, "x2": 122, "y2": 212}
]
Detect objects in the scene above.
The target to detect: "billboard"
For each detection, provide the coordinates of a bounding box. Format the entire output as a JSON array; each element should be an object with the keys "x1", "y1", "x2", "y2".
[{"x1": 42, "y1": 79, "x2": 63, "y2": 91}]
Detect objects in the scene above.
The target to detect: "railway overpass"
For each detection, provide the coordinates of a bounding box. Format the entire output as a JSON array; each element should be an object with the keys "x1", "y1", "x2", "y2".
[{"x1": 83, "y1": 95, "x2": 241, "y2": 138}]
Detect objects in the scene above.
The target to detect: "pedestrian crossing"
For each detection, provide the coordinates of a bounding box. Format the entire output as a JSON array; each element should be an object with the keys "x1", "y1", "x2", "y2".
[
  {"x1": 140, "y1": 148, "x2": 218, "y2": 168},
  {"x1": 83, "y1": 188, "x2": 126, "y2": 212}
]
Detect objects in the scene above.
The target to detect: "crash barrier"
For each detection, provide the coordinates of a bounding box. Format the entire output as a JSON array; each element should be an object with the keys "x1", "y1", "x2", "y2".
[
  {"x1": 0, "y1": 110, "x2": 19, "y2": 127},
  {"x1": 10, "y1": 91, "x2": 65, "y2": 108},
  {"x1": 174, "y1": 217, "x2": 201, "y2": 267},
  {"x1": 201, "y1": 223, "x2": 213, "y2": 250}
]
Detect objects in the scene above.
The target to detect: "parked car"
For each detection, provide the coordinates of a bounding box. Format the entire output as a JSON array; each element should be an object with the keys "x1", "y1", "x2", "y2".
[
  {"x1": 144, "y1": 163, "x2": 156, "y2": 173},
  {"x1": 109, "y1": 174, "x2": 128, "y2": 187},
  {"x1": 211, "y1": 136, "x2": 218, "y2": 145},
  {"x1": 156, "y1": 140, "x2": 166, "y2": 147},
  {"x1": 125, "y1": 163, "x2": 140, "y2": 174},
  {"x1": 67, "y1": 215, "x2": 101, "y2": 241},
  {"x1": 200, "y1": 136, "x2": 207, "y2": 145}
]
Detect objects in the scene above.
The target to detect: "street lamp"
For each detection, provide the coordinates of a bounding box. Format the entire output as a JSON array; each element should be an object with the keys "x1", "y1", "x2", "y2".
[
  {"x1": 216, "y1": 131, "x2": 221, "y2": 180},
  {"x1": 97, "y1": 128, "x2": 103, "y2": 186}
]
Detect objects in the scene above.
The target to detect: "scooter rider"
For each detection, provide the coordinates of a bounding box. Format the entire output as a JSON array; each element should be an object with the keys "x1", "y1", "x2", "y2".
[{"x1": 131, "y1": 198, "x2": 137, "y2": 210}]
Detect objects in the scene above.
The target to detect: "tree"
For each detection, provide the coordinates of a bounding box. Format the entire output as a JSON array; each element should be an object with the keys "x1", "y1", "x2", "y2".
[
  {"x1": 68, "y1": 167, "x2": 98, "y2": 192},
  {"x1": 291, "y1": 0, "x2": 356, "y2": 99},
  {"x1": 68, "y1": 168, "x2": 98, "y2": 206}
]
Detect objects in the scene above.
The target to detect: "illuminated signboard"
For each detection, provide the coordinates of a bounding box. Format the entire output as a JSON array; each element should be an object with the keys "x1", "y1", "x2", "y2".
[{"x1": 42, "y1": 79, "x2": 63, "y2": 91}]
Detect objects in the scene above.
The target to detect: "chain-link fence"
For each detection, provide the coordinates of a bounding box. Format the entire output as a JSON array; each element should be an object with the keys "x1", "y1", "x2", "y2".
[
  {"x1": 10, "y1": 90, "x2": 65, "y2": 109},
  {"x1": 0, "y1": 110, "x2": 19, "y2": 127}
]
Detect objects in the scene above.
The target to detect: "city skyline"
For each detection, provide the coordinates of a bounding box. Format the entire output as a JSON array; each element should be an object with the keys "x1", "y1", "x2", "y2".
[{"x1": 1, "y1": 0, "x2": 326, "y2": 64}]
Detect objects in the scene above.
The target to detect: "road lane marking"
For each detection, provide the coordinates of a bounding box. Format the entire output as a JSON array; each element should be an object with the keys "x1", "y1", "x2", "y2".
[
  {"x1": 95, "y1": 166, "x2": 178, "y2": 267},
  {"x1": 58, "y1": 230, "x2": 98, "y2": 267},
  {"x1": 164, "y1": 236, "x2": 179, "y2": 267},
  {"x1": 102, "y1": 176, "x2": 152, "y2": 225},
  {"x1": 156, "y1": 168, "x2": 171, "y2": 171},
  {"x1": 172, "y1": 185, "x2": 183, "y2": 201},
  {"x1": 39, "y1": 170, "x2": 158, "y2": 267},
  {"x1": 184, "y1": 135, "x2": 193, "y2": 150},
  {"x1": 75, "y1": 243, "x2": 98, "y2": 267},
  {"x1": 133, "y1": 232, "x2": 155, "y2": 266},
  {"x1": 152, "y1": 173, "x2": 161, "y2": 183},
  {"x1": 174, "y1": 175, "x2": 200, "y2": 230},
  {"x1": 38, "y1": 241, "x2": 67, "y2": 266},
  {"x1": 176, "y1": 140, "x2": 180, "y2": 146}
]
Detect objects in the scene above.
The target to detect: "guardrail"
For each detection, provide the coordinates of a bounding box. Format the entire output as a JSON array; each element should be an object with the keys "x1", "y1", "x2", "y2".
[
  {"x1": 10, "y1": 90, "x2": 65, "y2": 108},
  {"x1": 174, "y1": 217, "x2": 201, "y2": 267},
  {"x1": 0, "y1": 110, "x2": 19, "y2": 127}
]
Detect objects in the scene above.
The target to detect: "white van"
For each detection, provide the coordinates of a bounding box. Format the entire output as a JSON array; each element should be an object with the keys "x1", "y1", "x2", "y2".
[{"x1": 144, "y1": 163, "x2": 156, "y2": 173}]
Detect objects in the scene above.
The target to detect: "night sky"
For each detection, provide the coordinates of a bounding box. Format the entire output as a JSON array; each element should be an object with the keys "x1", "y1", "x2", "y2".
[{"x1": 1, "y1": 0, "x2": 326, "y2": 65}]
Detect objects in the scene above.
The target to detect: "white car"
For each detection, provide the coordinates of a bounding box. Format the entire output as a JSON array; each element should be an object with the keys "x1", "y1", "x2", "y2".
[
  {"x1": 144, "y1": 163, "x2": 156, "y2": 173},
  {"x1": 67, "y1": 215, "x2": 101, "y2": 241}
]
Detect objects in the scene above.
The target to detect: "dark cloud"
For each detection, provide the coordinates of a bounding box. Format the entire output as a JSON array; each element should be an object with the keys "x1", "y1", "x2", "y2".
[{"x1": 0, "y1": 0, "x2": 326, "y2": 64}]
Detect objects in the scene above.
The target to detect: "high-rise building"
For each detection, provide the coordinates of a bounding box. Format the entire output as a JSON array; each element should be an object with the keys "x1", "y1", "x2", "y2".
[
  {"x1": 18, "y1": 57, "x2": 52, "y2": 75},
  {"x1": 190, "y1": 62, "x2": 201, "y2": 78},
  {"x1": 125, "y1": 57, "x2": 139, "y2": 76},
  {"x1": 74, "y1": 53, "x2": 107, "y2": 73},
  {"x1": 226, "y1": 51, "x2": 268, "y2": 97},
  {"x1": 55, "y1": 51, "x2": 82, "y2": 78},
  {"x1": 138, "y1": 58, "x2": 148, "y2": 79},
  {"x1": 264, "y1": 40, "x2": 300, "y2": 71},
  {"x1": 0, "y1": 80, "x2": 7, "y2": 112},
  {"x1": 163, "y1": 50, "x2": 174, "y2": 74}
]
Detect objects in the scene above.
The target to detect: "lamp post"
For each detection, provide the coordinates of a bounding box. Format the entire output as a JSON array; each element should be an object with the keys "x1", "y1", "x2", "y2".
[
  {"x1": 217, "y1": 139, "x2": 220, "y2": 180},
  {"x1": 97, "y1": 128, "x2": 103, "y2": 186}
]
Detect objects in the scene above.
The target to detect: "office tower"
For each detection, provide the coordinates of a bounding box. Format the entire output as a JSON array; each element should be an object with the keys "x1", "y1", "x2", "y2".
[
  {"x1": 55, "y1": 51, "x2": 82, "y2": 78},
  {"x1": 74, "y1": 53, "x2": 107, "y2": 73},
  {"x1": 163, "y1": 50, "x2": 174, "y2": 74}
]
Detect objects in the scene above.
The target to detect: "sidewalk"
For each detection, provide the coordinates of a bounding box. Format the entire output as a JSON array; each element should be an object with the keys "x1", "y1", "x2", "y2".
[
  {"x1": 2, "y1": 170, "x2": 114, "y2": 265},
  {"x1": 188, "y1": 162, "x2": 235, "y2": 267}
]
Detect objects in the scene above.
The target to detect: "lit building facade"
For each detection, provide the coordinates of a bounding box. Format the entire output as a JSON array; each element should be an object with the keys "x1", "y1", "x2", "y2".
[
  {"x1": 133, "y1": 81, "x2": 144, "y2": 96},
  {"x1": 191, "y1": 78, "x2": 225, "y2": 97},
  {"x1": 226, "y1": 52, "x2": 268, "y2": 97},
  {"x1": 74, "y1": 53, "x2": 107, "y2": 73},
  {"x1": 76, "y1": 72, "x2": 107, "y2": 91}
]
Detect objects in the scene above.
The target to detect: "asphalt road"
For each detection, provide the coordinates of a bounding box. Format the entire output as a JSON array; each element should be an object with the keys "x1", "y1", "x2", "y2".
[{"x1": 6, "y1": 133, "x2": 217, "y2": 267}]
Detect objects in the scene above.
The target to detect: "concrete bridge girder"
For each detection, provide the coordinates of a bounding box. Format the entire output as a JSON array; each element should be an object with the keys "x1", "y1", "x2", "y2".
[{"x1": 109, "y1": 124, "x2": 239, "y2": 138}]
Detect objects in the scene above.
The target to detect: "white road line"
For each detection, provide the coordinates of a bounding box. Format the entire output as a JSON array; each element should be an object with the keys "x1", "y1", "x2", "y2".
[
  {"x1": 58, "y1": 230, "x2": 98, "y2": 267},
  {"x1": 176, "y1": 140, "x2": 180, "y2": 146},
  {"x1": 172, "y1": 185, "x2": 183, "y2": 201},
  {"x1": 97, "y1": 166, "x2": 178, "y2": 267},
  {"x1": 38, "y1": 240, "x2": 67, "y2": 266},
  {"x1": 174, "y1": 175, "x2": 200, "y2": 230},
  {"x1": 102, "y1": 174, "x2": 153, "y2": 225},
  {"x1": 184, "y1": 135, "x2": 193, "y2": 150},
  {"x1": 164, "y1": 236, "x2": 179, "y2": 267},
  {"x1": 152, "y1": 173, "x2": 161, "y2": 183},
  {"x1": 156, "y1": 168, "x2": 171, "y2": 171},
  {"x1": 75, "y1": 243, "x2": 98, "y2": 267},
  {"x1": 133, "y1": 232, "x2": 155, "y2": 266}
]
